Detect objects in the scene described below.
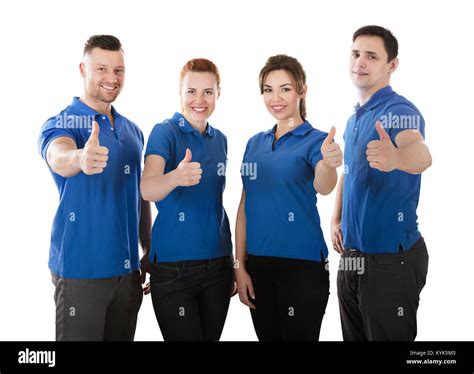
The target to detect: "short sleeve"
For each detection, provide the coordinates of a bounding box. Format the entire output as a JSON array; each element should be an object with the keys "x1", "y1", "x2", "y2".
[
  {"x1": 38, "y1": 117, "x2": 78, "y2": 160},
  {"x1": 242, "y1": 137, "x2": 252, "y2": 162},
  {"x1": 382, "y1": 104, "x2": 425, "y2": 145},
  {"x1": 144, "y1": 122, "x2": 174, "y2": 163},
  {"x1": 222, "y1": 132, "x2": 228, "y2": 156},
  {"x1": 138, "y1": 128, "x2": 145, "y2": 149},
  {"x1": 241, "y1": 137, "x2": 254, "y2": 192},
  {"x1": 309, "y1": 131, "x2": 328, "y2": 169}
]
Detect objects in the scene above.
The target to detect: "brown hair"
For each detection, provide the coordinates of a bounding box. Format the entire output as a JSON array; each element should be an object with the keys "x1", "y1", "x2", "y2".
[
  {"x1": 83, "y1": 35, "x2": 122, "y2": 56},
  {"x1": 353, "y1": 25, "x2": 398, "y2": 62},
  {"x1": 179, "y1": 58, "x2": 220, "y2": 88},
  {"x1": 259, "y1": 54, "x2": 307, "y2": 121}
]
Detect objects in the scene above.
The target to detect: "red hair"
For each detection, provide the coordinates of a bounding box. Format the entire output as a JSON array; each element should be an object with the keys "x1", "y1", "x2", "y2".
[{"x1": 179, "y1": 58, "x2": 220, "y2": 88}]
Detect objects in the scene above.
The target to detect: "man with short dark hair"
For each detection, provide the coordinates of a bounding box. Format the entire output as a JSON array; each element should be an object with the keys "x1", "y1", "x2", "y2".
[
  {"x1": 331, "y1": 25, "x2": 432, "y2": 341},
  {"x1": 38, "y1": 35, "x2": 151, "y2": 341}
]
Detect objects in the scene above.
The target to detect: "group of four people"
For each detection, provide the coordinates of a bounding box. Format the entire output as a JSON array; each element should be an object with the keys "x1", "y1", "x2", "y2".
[{"x1": 39, "y1": 25, "x2": 432, "y2": 341}]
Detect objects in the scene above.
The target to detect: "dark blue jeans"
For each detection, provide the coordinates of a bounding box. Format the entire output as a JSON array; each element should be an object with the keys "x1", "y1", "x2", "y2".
[{"x1": 150, "y1": 256, "x2": 234, "y2": 341}]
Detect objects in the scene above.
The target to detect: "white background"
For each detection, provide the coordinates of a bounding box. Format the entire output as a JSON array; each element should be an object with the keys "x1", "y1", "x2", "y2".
[{"x1": 0, "y1": 0, "x2": 472, "y2": 341}]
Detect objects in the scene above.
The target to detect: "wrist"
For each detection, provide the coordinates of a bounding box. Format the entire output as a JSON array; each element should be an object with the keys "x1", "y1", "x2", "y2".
[
  {"x1": 394, "y1": 148, "x2": 403, "y2": 171},
  {"x1": 167, "y1": 169, "x2": 180, "y2": 189},
  {"x1": 321, "y1": 159, "x2": 334, "y2": 170},
  {"x1": 72, "y1": 149, "x2": 83, "y2": 171},
  {"x1": 234, "y1": 258, "x2": 247, "y2": 272},
  {"x1": 332, "y1": 214, "x2": 341, "y2": 223}
]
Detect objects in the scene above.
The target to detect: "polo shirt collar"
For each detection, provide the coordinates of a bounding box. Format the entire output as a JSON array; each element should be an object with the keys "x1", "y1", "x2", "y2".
[
  {"x1": 355, "y1": 85, "x2": 394, "y2": 111},
  {"x1": 172, "y1": 112, "x2": 215, "y2": 137},
  {"x1": 70, "y1": 97, "x2": 121, "y2": 120},
  {"x1": 264, "y1": 121, "x2": 312, "y2": 137}
]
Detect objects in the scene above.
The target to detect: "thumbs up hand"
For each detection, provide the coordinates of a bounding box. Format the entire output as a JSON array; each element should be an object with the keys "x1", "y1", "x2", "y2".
[
  {"x1": 174, "y1": 148, "x2": 202, "y2": 187},
  {"x1": 88, "y1": 120, "x2": 100, "y2": 145},
  {"x1": 321, "y1": 126, "x2": 343, "y2": 168},
  {"x1": 79, "y1": 121, "x2": 109, "y2": 175},
  {"x1": 366, "y1": 121, "x2": 399, "y2": 172}
]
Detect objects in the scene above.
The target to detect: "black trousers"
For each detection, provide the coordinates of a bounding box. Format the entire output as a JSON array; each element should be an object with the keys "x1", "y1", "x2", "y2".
[
  {"x1": 51, "y1": 271, "x2": 143, "y2": 341},
  {"x1": 150, "y1": 256, "x2": 233, "y2": 341},
  {"x1": 337, "y1": 237, "x2": 429, "y2": 341},
  {"x1": 246, "y1": 255, "x2": 329, "y2": 341}
]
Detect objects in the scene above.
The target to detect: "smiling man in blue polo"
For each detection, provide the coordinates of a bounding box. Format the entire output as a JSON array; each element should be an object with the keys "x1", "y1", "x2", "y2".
[
  {"x1": 331, "y1": 25, "x2": 432, "y2": 341},
  {"x1": 38, "y1": 35, "x2": 151, "y2": 341}
]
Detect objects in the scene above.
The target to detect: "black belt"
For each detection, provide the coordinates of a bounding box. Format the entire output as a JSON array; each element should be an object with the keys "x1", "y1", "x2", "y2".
[{"x1": 155, "y1": 256, "x2": 231, "y2": 268}]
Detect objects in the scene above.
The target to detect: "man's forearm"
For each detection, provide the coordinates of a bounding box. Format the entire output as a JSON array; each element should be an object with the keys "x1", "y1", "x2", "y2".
[
  {"x1": 47, "y1": 143, "x2": 82, "y2": 178},
  {"x1": 396, "y1": 141, "x2": 432, "y2": 174}
]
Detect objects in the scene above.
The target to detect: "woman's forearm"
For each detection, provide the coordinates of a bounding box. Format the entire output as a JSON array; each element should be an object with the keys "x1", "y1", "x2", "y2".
[
  {"x1": 235, "y1": 190, "x2": 248, "y2": 271},
  {"x1": 141, "y1": 170, "x2": 178, "y2": 202}
]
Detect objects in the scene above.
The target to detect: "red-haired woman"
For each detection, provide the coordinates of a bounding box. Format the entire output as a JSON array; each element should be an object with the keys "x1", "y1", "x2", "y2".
[{"x1": 141, "y1": 59, "x2": 234, "y2": 341}]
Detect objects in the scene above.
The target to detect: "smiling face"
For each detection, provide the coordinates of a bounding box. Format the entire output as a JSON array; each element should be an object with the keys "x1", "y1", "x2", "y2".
[
  {"x1": 350, "y1": 35, "x2": 398, "y2": 100},
  {"x1": 80, "y1": 47, "x2": 125, "y2": 105},
  {"x1": 180, "y1": 71, "x2": 219, "y2": 128},
  {"x1": 262, "y1": 69, "x2": 306, "y2": 123}
]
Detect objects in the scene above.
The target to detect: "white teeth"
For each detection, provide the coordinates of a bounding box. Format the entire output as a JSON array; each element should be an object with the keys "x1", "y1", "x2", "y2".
[
  {"x1": 101, "y1": 85, "x2": 116, "y2": 90},
  {"x1": 193, "y1": 108, "x2": 206, "y2": 112},
  {"x1": 273, "y1": 106, "x2": 285, "y2": 110}
]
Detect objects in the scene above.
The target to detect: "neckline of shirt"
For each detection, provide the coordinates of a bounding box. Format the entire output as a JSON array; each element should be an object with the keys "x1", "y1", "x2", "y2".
[
  {"x1": 354, "y1": 85, "x2": 395, "y2": 112},
  {"x1": 264, "y1": 121, "x2": 313, "y2": 138},
  {"x1": 171, "y1": 112, "x2": 215, "y2": 138}
]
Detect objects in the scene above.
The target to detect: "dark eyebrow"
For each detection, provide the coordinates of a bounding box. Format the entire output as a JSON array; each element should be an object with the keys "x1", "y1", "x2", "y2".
[
  {"x1": 264, "y1": 83, "x2": 293, "y2": 88},
  {"x1": 352, "y1": 49, "x2": 379, "y2": 56}
]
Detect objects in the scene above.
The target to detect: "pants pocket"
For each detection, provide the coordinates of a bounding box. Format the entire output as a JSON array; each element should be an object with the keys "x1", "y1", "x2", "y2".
[
  {"x1": 150, "y1": 263, "x2": 181, "y2": 286},
  {"x1": 411, "y1": 244, "x2": 429, "y2": 295}
]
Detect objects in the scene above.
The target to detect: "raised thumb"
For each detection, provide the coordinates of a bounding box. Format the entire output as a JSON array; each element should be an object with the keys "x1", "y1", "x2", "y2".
[
  {"x1": 323, "y1": 126, "x2": 336, "y2": 146},
  {"x1": 375, "y1": 121, "x2": 389, "y2": 140},
  {"x1": 89, "y1": 121, "x2": 100, "y2": 144},
  {"x1": 182, "y1": 148, "x2": 192, "y2": 163}
]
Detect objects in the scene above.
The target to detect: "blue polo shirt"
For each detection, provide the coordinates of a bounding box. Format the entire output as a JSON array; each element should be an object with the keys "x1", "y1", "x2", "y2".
[
  {"x1": 144, "y1": 112, "x2": 232, "y2": 262},
  {"x1": 242, "y1": 121, "x2": 329, "y2": 262},
  {"x1": 38, "y1": 97, "x2": 144, "y2": 278},
  {"x1": 342, "y1": 86, "x2": 425, "y2": 254}
]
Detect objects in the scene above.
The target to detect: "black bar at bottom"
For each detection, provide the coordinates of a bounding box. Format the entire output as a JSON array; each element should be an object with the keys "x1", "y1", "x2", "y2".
[{"x1": 0, "y1": 341, "x2": 472, "y2": 373}]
